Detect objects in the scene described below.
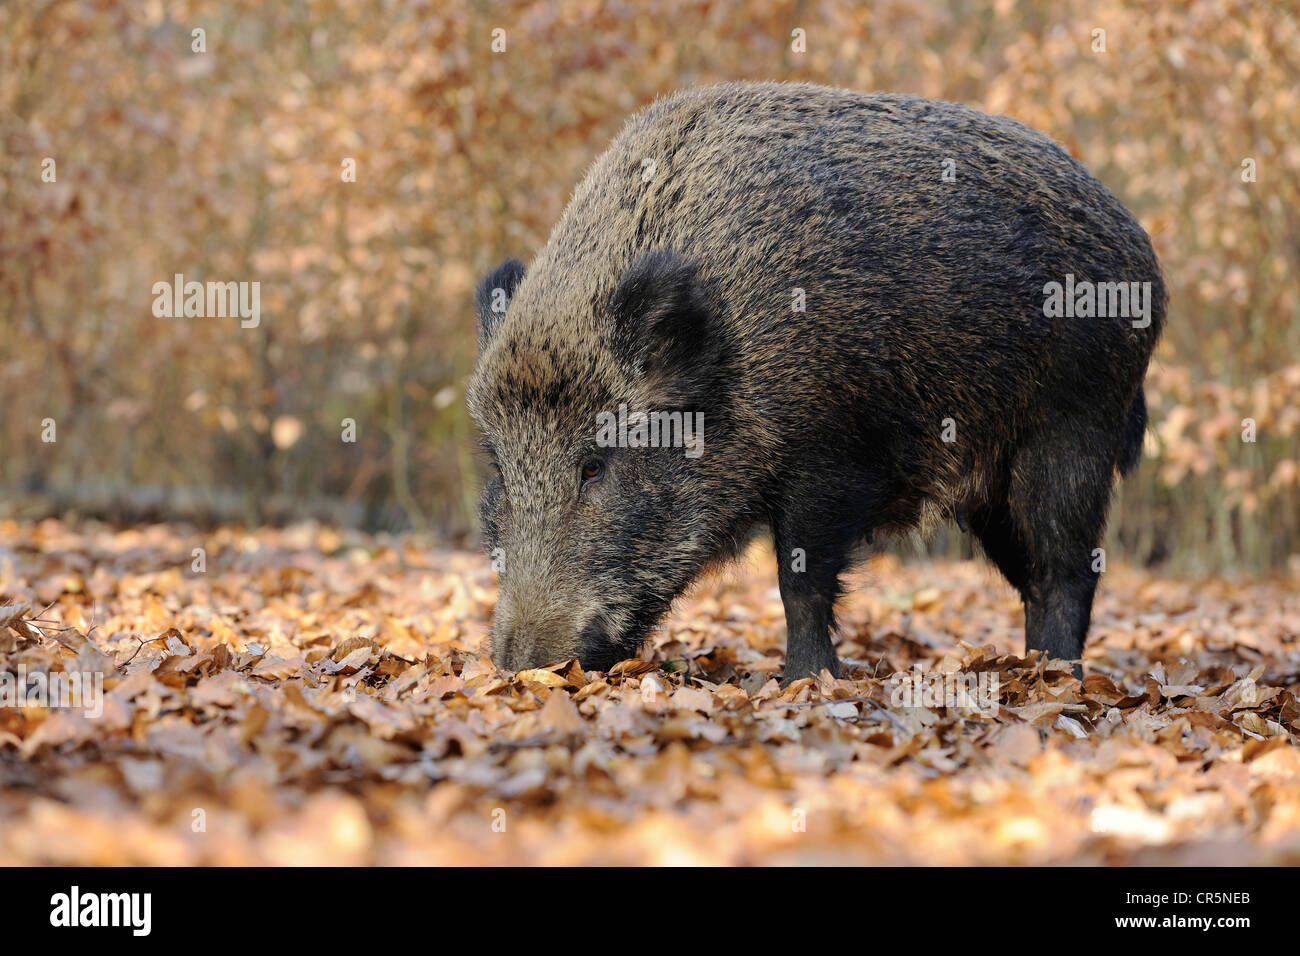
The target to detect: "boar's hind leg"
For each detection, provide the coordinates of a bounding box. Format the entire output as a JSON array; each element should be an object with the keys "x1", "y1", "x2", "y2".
[
  {"x1": 1001, "y1": 424, "x2": 1116, "y2": 663},
  {"x1": 772, "y1": 505, "x2": 860, "y2": 685}
]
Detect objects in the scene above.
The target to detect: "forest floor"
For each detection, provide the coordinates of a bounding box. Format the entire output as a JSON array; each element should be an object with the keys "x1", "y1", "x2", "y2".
[{"x1": 1, "y1": 519, "x2": 1298, "y2": 865}]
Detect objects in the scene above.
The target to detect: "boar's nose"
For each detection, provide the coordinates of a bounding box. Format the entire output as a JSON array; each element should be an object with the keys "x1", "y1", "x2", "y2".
[
  {"x1": 490, "y1": 618, "x2": 576, "y2": 671},
  {"x1": 490, "y1": 624, "x2": 515, "y2": 669},
  {"x1": 491, "y1": 623, "x2": 535, "y2": 671},
  {"x1": 491, "y1": 616, "x2": 615, "y2": 673},
  {"x1": 491, "y1": 590, "x2": 562, "y2": 670}
]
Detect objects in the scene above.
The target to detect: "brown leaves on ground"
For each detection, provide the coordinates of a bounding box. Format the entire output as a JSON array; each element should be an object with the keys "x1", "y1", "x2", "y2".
[{"x1": 1, "y1": 519, "x2": 1298, "y2": 865}]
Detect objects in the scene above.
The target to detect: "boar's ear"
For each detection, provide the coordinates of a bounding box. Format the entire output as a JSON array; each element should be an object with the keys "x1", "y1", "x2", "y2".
[
  {"x1": 476, "y1": 258, "x2": 526, "y2": 351},
  {"x1": 610, "y1": 249, "x2": 725, "y2": 397}
]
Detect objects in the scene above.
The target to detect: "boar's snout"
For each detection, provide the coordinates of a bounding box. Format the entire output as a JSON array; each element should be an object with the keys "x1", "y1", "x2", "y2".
[{"x1": 491, "y1": 587, "x2": 620, "y2": 673}]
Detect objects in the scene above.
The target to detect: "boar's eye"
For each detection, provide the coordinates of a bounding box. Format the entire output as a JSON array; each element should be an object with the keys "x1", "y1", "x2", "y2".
[{"x1": 580, "y1": 458, "x2": 604, "y2": 489}]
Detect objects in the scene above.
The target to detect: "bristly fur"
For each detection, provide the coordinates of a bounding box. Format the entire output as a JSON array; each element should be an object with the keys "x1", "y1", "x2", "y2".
[{"x1": 467, "y1": 81, "x2": 1166, "y2": 681}]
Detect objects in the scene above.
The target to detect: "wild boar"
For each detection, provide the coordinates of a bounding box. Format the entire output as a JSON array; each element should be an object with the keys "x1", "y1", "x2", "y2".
[{"x1": 467, "y1": 81, "x2": 1165, "y2": 682}]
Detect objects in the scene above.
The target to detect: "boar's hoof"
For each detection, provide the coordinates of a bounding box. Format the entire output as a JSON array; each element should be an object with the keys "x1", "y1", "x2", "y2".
[{"x1": 780, "y1": 652, "x2": 842, "y2": 687}]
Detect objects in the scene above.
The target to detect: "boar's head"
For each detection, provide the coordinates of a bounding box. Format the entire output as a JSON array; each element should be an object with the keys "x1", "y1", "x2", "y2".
[{"x1": 466, "y1": 249, "x2": 741, "y2": 673}]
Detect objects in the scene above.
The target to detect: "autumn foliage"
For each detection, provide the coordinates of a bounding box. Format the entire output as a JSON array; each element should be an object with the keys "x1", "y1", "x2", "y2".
[
  {"x1": 1, "y1": 1, "x2": 1298, "y2": 570},
  {"x1": 1, "y1": 522, "x2": 1297, "y2": 865}
]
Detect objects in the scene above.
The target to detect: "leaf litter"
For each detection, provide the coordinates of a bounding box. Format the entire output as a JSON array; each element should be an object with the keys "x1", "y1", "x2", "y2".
[{"x1": 0, "y1": 519, "x2": 1297, "y2": 865}]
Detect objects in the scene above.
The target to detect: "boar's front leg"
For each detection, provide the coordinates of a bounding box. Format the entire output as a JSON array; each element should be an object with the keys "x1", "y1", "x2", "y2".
[{"x1": 772, "y1": 502, "x2": 861, "y2": 685}]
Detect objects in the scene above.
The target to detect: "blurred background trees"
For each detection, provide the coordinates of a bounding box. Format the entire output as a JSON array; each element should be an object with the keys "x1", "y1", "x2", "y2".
[{"x1": 2, "y1": 0, "x2": 1297, "y2": 572}]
